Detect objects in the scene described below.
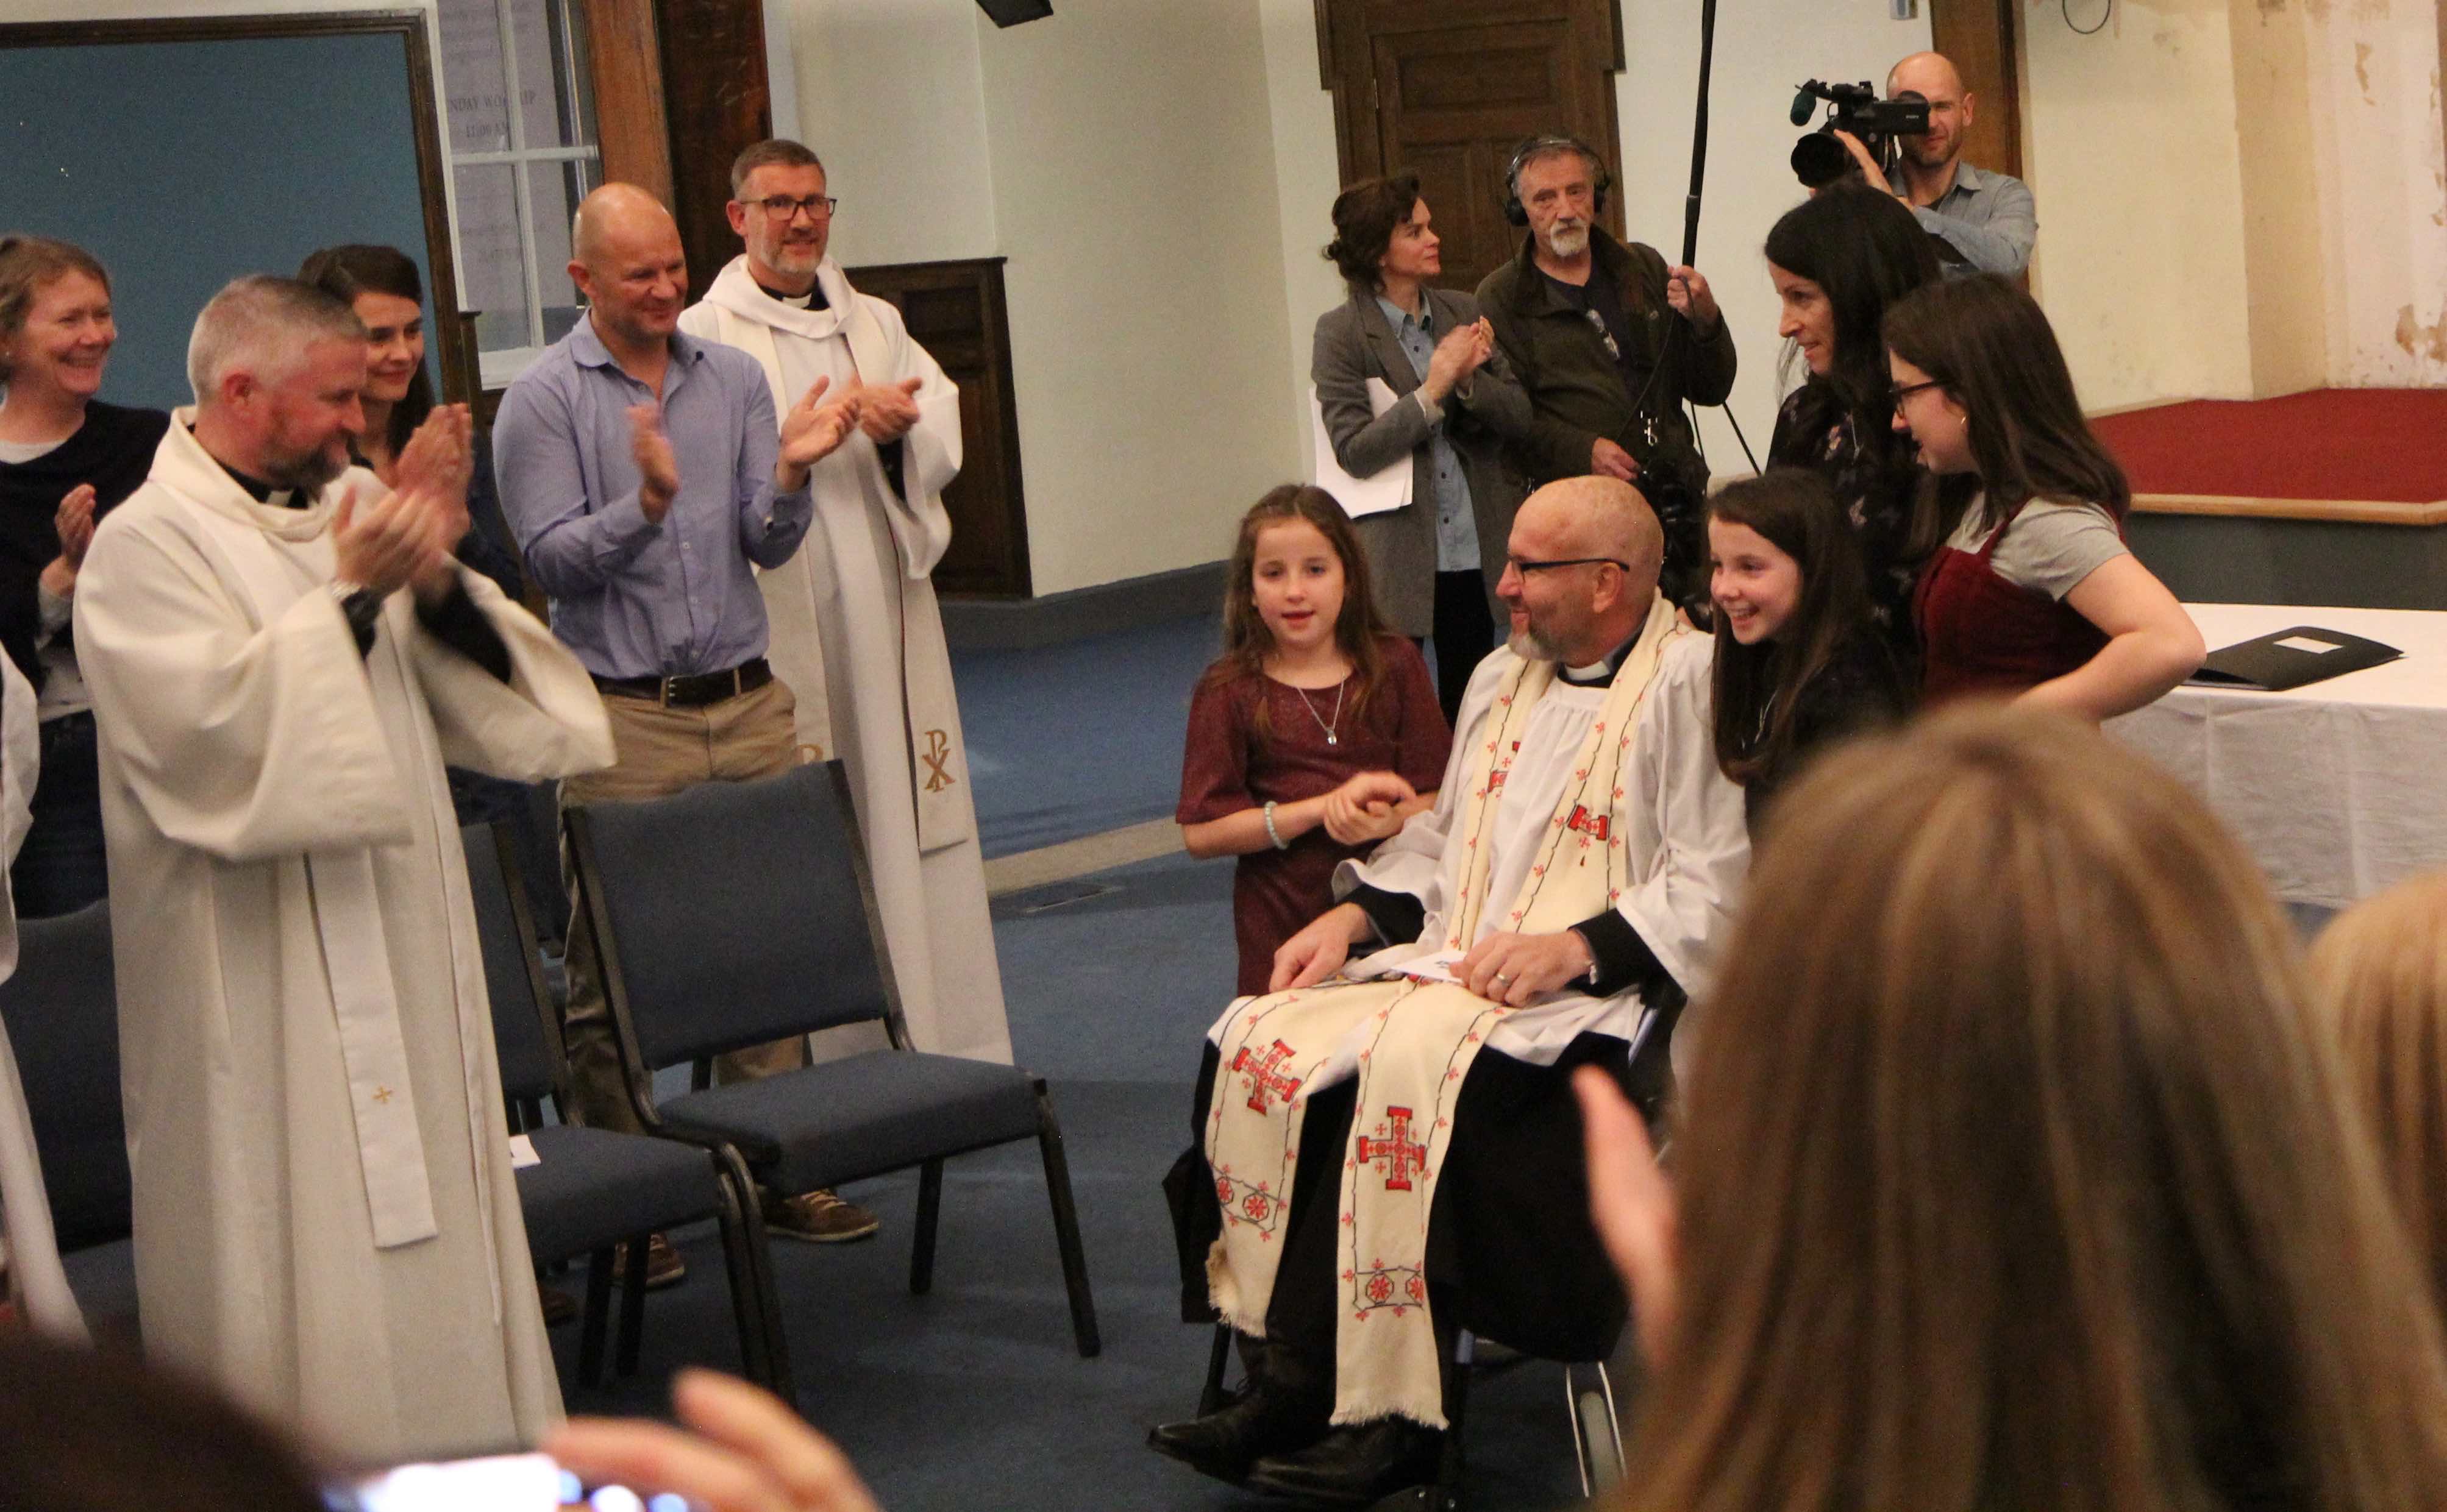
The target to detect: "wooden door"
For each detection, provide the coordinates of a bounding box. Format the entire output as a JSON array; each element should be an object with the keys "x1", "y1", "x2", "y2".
[
  {"x1": 1929, "y1": 0, "x2": 2022, "y2": 181},
  {"x1": 1319, "y1": 0, "x2": 1624, "y2": 296}
]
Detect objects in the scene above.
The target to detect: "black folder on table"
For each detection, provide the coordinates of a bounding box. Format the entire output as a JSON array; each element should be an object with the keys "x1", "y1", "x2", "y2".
[{"x1": 2184, "y1": 625, "x2": 2402, "y2": 692}]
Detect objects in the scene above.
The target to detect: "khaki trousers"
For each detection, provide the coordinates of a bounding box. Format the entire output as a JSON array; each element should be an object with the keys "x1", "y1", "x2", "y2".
[{"x1": 560, "y1": 675, "x2": 814, "y2": 1135}]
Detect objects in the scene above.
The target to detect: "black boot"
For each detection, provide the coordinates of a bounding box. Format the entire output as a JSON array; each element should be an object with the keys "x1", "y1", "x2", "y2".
[
  {"x1": 1243, "y1": 1417, "x2": 1444, "y2": 1506},
  {"x1": 1148, "y1": 1335, "x2": 1330, "y2": 1485}
]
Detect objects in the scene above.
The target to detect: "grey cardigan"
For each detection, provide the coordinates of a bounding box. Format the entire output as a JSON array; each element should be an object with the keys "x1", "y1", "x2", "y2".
[{"x1": 1311, "y1": 286, "x2": 1535, "y2": 638}]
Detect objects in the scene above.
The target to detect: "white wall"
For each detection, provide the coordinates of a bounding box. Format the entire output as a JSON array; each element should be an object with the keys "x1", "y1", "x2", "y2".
[
  {"x1": 974, "y1": 0, "x2": 1303, "y2": 595},
  {"x1": 1615, "y1": 0, "x2": 1931, "y2": 469},
  {"x1": 1258, "y1": 0, "x2": 1348, "y2": 475}
]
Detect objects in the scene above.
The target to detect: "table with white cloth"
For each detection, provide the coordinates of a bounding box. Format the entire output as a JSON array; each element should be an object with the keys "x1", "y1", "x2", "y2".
[{"x1": 2109, "y1": 603, "x2": 2447, "y2": 911}]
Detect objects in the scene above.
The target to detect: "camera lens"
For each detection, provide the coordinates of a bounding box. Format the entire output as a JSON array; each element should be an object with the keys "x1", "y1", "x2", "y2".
[{"x1": 1790, "y1": 130, "x2": 1851, "y2": 188}]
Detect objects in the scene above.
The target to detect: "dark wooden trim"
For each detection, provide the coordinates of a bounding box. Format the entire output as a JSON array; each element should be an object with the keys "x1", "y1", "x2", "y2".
[
  {"x1": 1928, "y1": 0, "x2": 2023, "y2": 182},
  {"x1": 1313, "y1": 0, "x2": 1334, "y2": 88},
  {"x1": 1608, "y1": 0, "x2": 1625, "y2": 73},
  {"x1": 654, "y1": 0, "x2": 771, "y2": 296},
  {"x1": 0, "y1": 9, "x2": 471, "y2": 405},
  {"x1": 582, "y1": 0, "x2": 675, "y2": 205}
]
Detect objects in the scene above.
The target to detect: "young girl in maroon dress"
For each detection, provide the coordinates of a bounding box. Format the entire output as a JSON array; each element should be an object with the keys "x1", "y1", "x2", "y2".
[{"x1": 1178, "y1": 486, "x2": 1451, "y2": 997}]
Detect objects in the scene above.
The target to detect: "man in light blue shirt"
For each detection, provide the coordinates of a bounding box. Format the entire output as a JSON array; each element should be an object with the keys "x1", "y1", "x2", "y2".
[
  {"x1": 1834, "y1": 51, "x2": 2036, "y2": 278},
  {"x1": 494, "y1": 183, "x2": 879, "y2": 1250}
]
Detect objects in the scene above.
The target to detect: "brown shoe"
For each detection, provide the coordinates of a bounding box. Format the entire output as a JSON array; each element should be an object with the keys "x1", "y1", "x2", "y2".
[
  {"x1": 761, "y1": 1187, "x2": 882, "y2": 1243},
  {"x1": 539, "y1": 1283, "x2": 580, "y2": 1326},
  {"x1": 612, "y1": 1232, "x2": 688, "y2": 1290}
]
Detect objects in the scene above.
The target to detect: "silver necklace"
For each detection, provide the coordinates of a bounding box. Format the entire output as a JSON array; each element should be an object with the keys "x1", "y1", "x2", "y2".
[{"x1": 1295, "y1": 679, "x2": 1347, "y2": 746}]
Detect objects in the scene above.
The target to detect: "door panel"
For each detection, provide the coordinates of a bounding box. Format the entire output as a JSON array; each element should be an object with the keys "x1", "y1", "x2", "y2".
[{"x1": 1323, "y1": 0, "x2": 1622, "y2": 296}]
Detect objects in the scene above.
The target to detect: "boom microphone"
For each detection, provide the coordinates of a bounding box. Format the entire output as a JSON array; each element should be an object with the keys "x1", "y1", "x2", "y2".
[{"x1": 1790, "y1": 88, "x2": 1818, "y2": 127}]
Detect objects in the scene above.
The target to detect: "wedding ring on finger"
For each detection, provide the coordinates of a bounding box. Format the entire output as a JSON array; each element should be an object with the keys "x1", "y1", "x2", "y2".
[{"x1": 1494, "y1": 973, "x2": 1515, "y2": 987}]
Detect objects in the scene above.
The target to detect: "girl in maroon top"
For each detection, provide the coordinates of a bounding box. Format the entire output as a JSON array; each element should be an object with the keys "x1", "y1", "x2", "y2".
[
  {"x1": 1179, "y1": 486, "x2": 1451, "y2": 996},
  {"x1": 1882, "y1": 277, "x2": 2203, "y2": 717}
]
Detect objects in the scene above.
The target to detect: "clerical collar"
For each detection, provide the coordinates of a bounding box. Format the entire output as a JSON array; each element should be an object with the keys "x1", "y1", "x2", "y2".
[
  {"x1": 1558, "y1": 632, "x2": 1641, "y2": 687},
  {"x1": 754, "y1": 277, "x2": 828, "y2": 311},
  {"x1": 189, "y1": 426, "x2": 306, "y2": 509}
]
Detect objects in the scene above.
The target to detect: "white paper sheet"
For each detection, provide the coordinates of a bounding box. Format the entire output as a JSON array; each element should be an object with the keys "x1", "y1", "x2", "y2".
[
  {"x1": 508, "y1": 1134, "x2": 540, "y2": 1170},
  {"x1": 1309, "y1": 380, "x2": 1413, "y2": 520}
]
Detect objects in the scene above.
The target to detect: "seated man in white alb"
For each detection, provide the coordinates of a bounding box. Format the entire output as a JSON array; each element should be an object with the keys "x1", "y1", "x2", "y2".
[{"x1": 1152, "y1": 476, "x2": 1748, "y2": 1505}]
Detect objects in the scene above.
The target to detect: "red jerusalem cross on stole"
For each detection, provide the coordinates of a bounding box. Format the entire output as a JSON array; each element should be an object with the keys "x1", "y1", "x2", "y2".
[
  {"x1": 1565, "y1": 804, "x2": 1611, "y2": 842},
  {"x1": 1233, "y1": 1039, "x2": 1303, "y2": 1113},
  {"x1": 1356, "y1": 1106, "x2": 1428, "y2": 1191}
]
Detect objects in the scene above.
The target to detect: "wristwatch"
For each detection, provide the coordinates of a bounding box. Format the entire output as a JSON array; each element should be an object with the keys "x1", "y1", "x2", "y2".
[{"x1": 327, "y1": 578, "x2": 383, "y2": 641}]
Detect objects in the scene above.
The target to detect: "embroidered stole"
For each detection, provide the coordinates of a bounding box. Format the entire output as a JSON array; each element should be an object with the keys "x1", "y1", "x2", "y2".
[{"x1": 1205, "y1": 595, "x2": 1683, "y2": 1429}]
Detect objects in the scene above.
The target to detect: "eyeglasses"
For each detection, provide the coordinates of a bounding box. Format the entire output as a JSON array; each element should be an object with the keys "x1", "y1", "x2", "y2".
[
  {"x1": 1505, "y1": 555, "x2": 1630, "y2": 577},
  {"x1": 1889, "y1": 378, "x2": 1943, "y2": 411},
  {"x1": 1581, "y1": 308, "x2": 1621, "y2": 361},
  {"x1": 746, "y1": 194, "x2": 838, "y2": 222}
]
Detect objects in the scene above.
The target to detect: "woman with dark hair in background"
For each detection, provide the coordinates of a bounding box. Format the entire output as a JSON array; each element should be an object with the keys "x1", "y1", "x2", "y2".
[
  {"x1": 1312, "y1": 174, "x2": 1535, "y2": 722},
  {"x1": 0, "y1": 235, "x2": 169, "y2": 918},
  {"x1": 1762, "y1": 186, "x2": 1943, "y2": 665},
  {"x1": 1885, "y1": 275, "x2": 2201, "y2": 715},
  {"x1": 1704, "y1": 469, "x2": 1901, "y2": 839},
  {"x1": 301, "y1": 244, "x2": 533, "y2": 834},
  {"x1": 1581, "y1": 704, "x2": 2447, "y2": 1512},
  {"x1": 297, "y1": 244, "x2": 524, "y2": 601}
]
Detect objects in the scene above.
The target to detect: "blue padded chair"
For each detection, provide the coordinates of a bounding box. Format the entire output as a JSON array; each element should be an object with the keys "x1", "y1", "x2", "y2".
[
  {"x1": 565, "y1": 760, "x2": 1100, "y2": 1358},
  {"x1": 462, "y1": 822, "x2": 791, "y2": 1396},
  {"x1": 0, "y1": 900, "x2": 129, "y2": 1254}
]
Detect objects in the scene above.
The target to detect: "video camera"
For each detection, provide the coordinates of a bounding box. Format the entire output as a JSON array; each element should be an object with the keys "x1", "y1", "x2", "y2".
[{"x1": 1788, "y1": 79, "x2": 1929, "y2": 190}]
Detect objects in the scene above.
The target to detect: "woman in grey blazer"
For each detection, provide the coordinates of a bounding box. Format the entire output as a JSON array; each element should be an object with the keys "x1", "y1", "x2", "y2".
[{"x1": 1314, "y1": 175, "x2": 1536, "y2": 721}]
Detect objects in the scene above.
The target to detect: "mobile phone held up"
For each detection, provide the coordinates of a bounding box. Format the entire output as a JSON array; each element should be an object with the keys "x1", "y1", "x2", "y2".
[{"x1": 328, "y1": 1449, "x2": 706, "y2": 1512}]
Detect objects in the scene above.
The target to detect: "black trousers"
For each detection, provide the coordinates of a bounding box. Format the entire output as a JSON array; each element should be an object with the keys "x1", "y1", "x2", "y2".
[
  {"x1": 1427, "y1": 570, "x2": 1496, "y2": 728},
  {"x1": 10, "y1": 712, "x2": 107, "y2": 920}
]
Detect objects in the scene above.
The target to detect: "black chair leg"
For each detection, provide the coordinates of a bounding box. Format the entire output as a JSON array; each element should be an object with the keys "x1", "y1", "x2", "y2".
[
  {"x1": 616, "y1": 1230, "x2": 651, "y2": 1375},
  {"x1": 910, "y1": 1157, "x2": 944, "y2": 1295},
  {"x1": 577, "y1": 1247, "x2": 615, "y2": 1389},
  {"x1": 1436, "y1": 1330, "x2": 1475, "y2": 1492},
  {"x1": 1033, "y1": 1084, "x2": 1101, "y2": 1358},
  {"x1": 714, "y1": 1142, "x2": 796, "y2": 1404},
  {"x1": 1197, "y1": 1322, "x2": 1235, "y2": 1415},
  {"x1": 708, "y1": 1155, "x2": 776, "y2": 1390}
]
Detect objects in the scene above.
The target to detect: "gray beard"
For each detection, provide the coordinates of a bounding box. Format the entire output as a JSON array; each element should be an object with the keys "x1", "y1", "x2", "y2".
[
  {"x1": 1542, "y1": 224, "x2": 1590, "y2": 260},
  {"x1": 262, "y1": 447, "x2": 346, "y2": 494},
  {"x1": 1509, "y1": 626, "x2": 1569, "y2": 662}
]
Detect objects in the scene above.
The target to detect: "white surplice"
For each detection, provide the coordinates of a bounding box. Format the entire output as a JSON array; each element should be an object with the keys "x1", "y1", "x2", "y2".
[
  {"x1": 680, "y1": 256, "x2": 1011, "y2": 1063},
  {"x1": 73, "y1": 415, "x2": 614, "y2": 1461},
  {"x1": 0, "y1": 647, "x2": 89, "y2": 1341},
  {"x1": 1207, "y1": 632, "x2": 1750, "y2": 1077}
]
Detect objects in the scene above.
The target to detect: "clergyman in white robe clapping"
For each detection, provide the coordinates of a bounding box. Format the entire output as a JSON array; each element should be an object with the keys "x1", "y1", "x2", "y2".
[
  {"x1": 677, "y1": 139, "x2": 1012, "y2": 1065},
  {"x1": 74, "y1": 276, "x2": 613, "y2": 1462}
]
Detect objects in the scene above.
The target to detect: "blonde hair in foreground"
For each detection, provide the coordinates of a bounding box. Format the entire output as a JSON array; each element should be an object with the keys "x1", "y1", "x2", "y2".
[
  {"x1": 2307, "y1": 870, "x2": 2447, "y2": 1322},
  {"x1": 1617, "y1": 705, "x2": 2447, "y2": 1512}
]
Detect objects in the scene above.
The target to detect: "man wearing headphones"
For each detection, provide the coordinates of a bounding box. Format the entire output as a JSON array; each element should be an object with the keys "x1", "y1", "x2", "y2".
[{"x1": 1474, "y1": 135, "x2": 1733, "y2": 597}]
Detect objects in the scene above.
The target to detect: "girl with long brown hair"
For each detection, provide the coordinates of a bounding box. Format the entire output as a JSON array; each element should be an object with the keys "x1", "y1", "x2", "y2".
[
  {"x1": 1177, "y1": 484, "x2": 1450, "y2": 995},
  {"x1": 1884, "y1": 275, "x2": 2202, "y2": 714},
  {"x1": 1579, "y1": 703, "x2": 2447, "y2": 1512},
  {"x1": 1704, "y1": 469, "x2": 1902, "y2": 838}
]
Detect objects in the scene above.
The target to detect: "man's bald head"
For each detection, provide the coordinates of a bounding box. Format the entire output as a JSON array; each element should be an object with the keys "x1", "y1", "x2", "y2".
[
  {"x1": 568, "y1": 183, "x2": 688, "y2": 349},
  {"x1": 1887, "y1": 51, "x2": 1965, "y2": 99},
  {"x1": 1500, "y1": 477, "x2": 1663, "y2": 663}
]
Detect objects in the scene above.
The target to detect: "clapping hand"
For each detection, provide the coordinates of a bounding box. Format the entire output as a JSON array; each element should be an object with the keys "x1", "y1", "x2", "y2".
[
  {"x1": 394, "y1": 403, "x2": 474, "y2": 550},
  {"x1": 854, "y1": 375, "x2": 924, "y2": 444},
  {"x1": 1423, "y1": 320, "x2": 1491, "y2": 401},
  {"x1": 333, "y1": 484, "x2": 453, "y2": 602},
  {"x1": 777, "y1": 375, "x2": 863, "y2": 488},
  {"x1": 43, "y1": 484, "x2": 98, "y2": 597},
  {"x1": 629, "y1": 403, "x2": 682, "y2": 524},
  {"x1": 1321, "y1": 770, "x2": 1417, "y2": 845}
]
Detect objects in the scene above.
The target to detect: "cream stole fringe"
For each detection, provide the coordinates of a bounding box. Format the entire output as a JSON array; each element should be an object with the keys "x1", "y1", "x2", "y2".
[{"x1": 1205, "y1": 595, "x2": 1684, "y2": 1429}]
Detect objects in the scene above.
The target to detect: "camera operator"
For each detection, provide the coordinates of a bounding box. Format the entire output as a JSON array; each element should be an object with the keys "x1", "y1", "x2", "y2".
[
  {"x1": 1475, "y1": 135, "x2": 1733, "y2": 603},
  {"x1": 1830, "y1": 51, "x2": 2035, "y2": 278}
]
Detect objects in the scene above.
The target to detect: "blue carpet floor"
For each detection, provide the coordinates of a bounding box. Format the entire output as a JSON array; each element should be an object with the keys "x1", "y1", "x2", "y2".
[{"x1": 952, "y1": 614, "x2": 1222, "y2": 858}]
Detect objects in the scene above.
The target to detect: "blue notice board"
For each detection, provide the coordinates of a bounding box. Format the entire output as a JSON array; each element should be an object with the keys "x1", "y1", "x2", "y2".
[{"x1": 0, "y1": 22, "x2": 448, "y2": 411}]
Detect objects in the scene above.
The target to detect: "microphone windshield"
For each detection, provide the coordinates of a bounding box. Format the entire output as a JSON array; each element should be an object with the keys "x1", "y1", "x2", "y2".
[{"x1": 1789, "y1": 88, "x2": 1819, "y2": 127}]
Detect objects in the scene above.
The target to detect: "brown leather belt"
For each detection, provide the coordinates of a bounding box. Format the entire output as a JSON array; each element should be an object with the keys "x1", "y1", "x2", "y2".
[{"x1": 592, "y1": 657, "x2": 773, "y2": 709}]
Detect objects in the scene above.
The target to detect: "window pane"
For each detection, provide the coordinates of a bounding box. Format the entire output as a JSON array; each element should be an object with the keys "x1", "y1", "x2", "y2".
[
  {"x1": 546, "y1": 0, "x2": 599, "y2": 150},
  {"x1": 530, "y1": 160, "x2": 588, "y2": 344},
  {"x1": 438, "y1": 0, "x2": 511, "y2": 154},
  {"x1": 455, "y1": 163, "x2": 532, "y2": 352},
  {"x1": 511, "y1": 0, "x2": 577, "y2": 151}
]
